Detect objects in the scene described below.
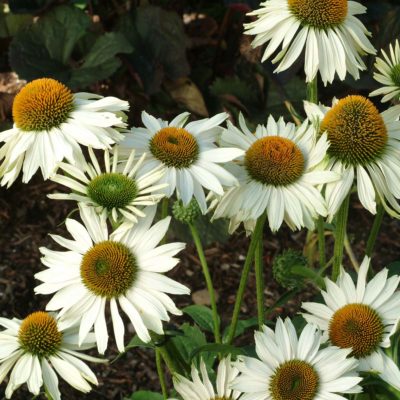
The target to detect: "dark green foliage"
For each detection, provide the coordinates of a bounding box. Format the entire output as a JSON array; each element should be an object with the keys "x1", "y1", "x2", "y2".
[{"x1": 9, "y1": 5, "x2": 133, "y2": 89}]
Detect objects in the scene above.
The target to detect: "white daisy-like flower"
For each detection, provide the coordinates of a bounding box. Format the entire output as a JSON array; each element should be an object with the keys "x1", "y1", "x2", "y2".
[
  {"x1": 34, "y1": 204, "x2": 189, "y2": 354},
  {"x1": 0, "y1": 78, "x2": 129, "y2": 187},
  {"x1": 302, "y1": 256, "x2": 400, "y2": 390},
  {"x1": 119, "y1": 111, "x2": 243, "y2": 213},
  {"x1": 0, "y1": 311, "x2": 105, "y2": 400},
  {"x1": 305, "y1": 95, "x2": 400, "y2": 220},
  {"x1": 49, "y1": 147, "x2": 167, "y2": 228},
  {"x1": 233, "y1": 318, "x2": 362, "y2": 400},
  {"x1": 244, "y1": 0, "x2": 376, "y2": 85},
  {"x1": 370, "y1": 40, "x2": 400, "y2": 103},
  {"x1": 170, "y1": 356, "x2": 240, "y2": 400},
  {"x1": 212, "y1": 114, "x2": 337, "y2": 233}
]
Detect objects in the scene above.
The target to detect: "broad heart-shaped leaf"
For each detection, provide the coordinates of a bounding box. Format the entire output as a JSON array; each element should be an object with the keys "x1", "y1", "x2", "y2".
[
  {"x1": 183, "y1": 305, "x2": 219, "y2": 333},
  {"x1": 69, "y1": 32, "x2": 133, "y2": 88},
  {"x1": 117, "y1": 6, "x2": 190, "y2": 94},
  {"x1": 9, "y1": 5, "x2": 133, "y2": 89},
  {"x1": 128, "y1": 391, "x2": 163, "y2": 400}
]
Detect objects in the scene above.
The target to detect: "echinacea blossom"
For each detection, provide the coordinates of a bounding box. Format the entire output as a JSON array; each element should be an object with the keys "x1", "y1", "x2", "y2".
[
  {"x1": 305, "y1": 96, "x2": 400, "y2": 220},
  {"x1": 370, "y1": 40, "x2": 400, "y2": 103},
  {"x1": 213, "y1": 114, "x2": 337, "y2": 232},
  {"x1": 119, "y1": 111, "x2": 243, "y2": 213},
  {"x1": 49, "y1": 147, "x2": 166, "y2": 228},
  {"x1": 0, "y1": 78, "x2": 128, "y2": 186},
  {"x1": 35, "y1": 204, "x2": 189, "y2": 354},
  {"x1": 233, "y1": 318, "x2": 362, "y2": 400},
  {"x1": 244, "y1": 0, "x2": 376, "y2": 85},
  {"x1": 0, "y1": 311, "x2": 104, "y2": 399},
  {"x1": 303, "y1": 257, "x2": 400, "y2": 390}
]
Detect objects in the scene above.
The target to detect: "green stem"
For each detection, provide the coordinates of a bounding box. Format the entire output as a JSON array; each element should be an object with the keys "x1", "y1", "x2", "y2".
[
  {"x1": 189, "y1": 223, "x2": 221, "y2": 343},
  {"x1": 332, "y1": 194, "x2": 350, "y2": 280},
  {"x1": 317, "y1": 216, "x2": 326, "y2": 268},
  {"x1": 156, "y1": 348, "x2": 168, "y2": 399},
  {"x1": 227, "y1": 213, "x2": 267, "y2": 344},
  {"x1": 307, "y1": 76, "x2": 318, "y2": 103},
  {"x1": 255, "y1": 237, "x2": 265, "y2": 330},
  {"x1": 157, "y1": 345, "x2": 177, "y2": 374},
  {"x1": 366, "y1": 203, "x2": 384, "y2": 257},
  {"x1": 307, "y1": 77, "x2": 326, "y2": 271}
]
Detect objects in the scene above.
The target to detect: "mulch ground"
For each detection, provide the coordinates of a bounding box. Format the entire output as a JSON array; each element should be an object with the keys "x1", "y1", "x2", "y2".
[{"x1": 1, "y1": 174, "x2": 400, "y2": 399}]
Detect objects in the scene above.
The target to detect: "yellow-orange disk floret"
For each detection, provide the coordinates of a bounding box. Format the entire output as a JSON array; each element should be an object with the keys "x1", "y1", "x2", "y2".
[
  {"x1": 18, "y1": 311, "x2": 62, "y2": 357},
  {"x1": 81, "y1": 241, "x2": 137, "y2": 299},
  {"x1": 245, "y1": 136, "x2": 304, "y2": 186},
  {"x1": 288, "y1": 0, "x2": 348, "y2": 29},
  {"x1": 149, "y1": 127, "x2": 199, "y2": 168},
  {"x1": 269, "y1": 359, "x2": 319, "y2": 400},
  {"x1": 12, "y1": 78, "x2": 74, "y2": 132},
  {"x1": 321, "y1": 95, "x2": 388, "y2": 166},
  {"x1": 329, "y1": 303, "x2": 384, "y2": 358}
]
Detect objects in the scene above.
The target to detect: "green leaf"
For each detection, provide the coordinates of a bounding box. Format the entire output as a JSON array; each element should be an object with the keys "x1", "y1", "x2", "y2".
[
  {"x1": 9, "y1": 5, "x2": 133, "y2": 89},
  {"x1": 117, "y1": 6, "x2": 189, "y2": 93},
  {"x1": 69, "y1": 32, "x2": 133, "y2": 88},
  {"x1": 128, "y1": 391, "x2": 163, "y2": 400},
  {"x1": 183, "y1": 305, "x2": 218, "y2": 333},
  {"x1": 190, "y1": 343, "x2": 245, "y2": 361},
  {"x1": 167, "y1": 323, "x2": 214, "y2": 373},
  {"x1": 223, "y1": 317, "x2": 258, "y2": 342},
  {"x1": 0, "y1": 12, "x2": 32, "y2": 38},
  {"x1": 386, "y1": 261, "x2": 400, "y2": 277},
  {"x1": 125, "y1": 334, "x2": 154, "y2": 351}
]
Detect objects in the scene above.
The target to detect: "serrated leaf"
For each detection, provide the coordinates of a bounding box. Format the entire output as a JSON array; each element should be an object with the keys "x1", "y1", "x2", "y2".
[
  {"x1": 128, "y1": 391, "x2": 163, "y2": 400},
  {"x1": 183, "y1": 305, "x2": 218, "y2": 333}
]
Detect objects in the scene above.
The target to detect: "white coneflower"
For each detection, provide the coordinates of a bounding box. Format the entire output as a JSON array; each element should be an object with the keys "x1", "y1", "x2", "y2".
[
  {"x1": 305, "y1": 95, "x2": 400, "y2": 220},
  {"x1": 49, "y1": 147, "x2": 167, "y2": 228},
  {"x1": 0, "y1": 311, "x2": 104, "y2": 399},
  {"x1": 302, "y1": 257, "x2": 400, "y2": 390},
  {"x1": 34, "y1": 204, "x2": 189, "y2": 354},
  {"x1": 0, "y1": 78, "x2": 129, "y2": 186},
  {"x1": 212, "y1": 114, "x2": 337, "y2": 233},
  {"x1": 233, "y1": 318, "x2": 362, "y2": 400},
  {"x1": 170, "y1": 357, "x2": 240, "y2": 400},
  {"x1": 244, "y1": 0, "x2": 376, "y2": 85},
  {"x1": 119, "y1": 111, "x2": 243, "y2": 213},
  {"x1": 370, "y1": 40, "x2": 400, "y2": 103}
]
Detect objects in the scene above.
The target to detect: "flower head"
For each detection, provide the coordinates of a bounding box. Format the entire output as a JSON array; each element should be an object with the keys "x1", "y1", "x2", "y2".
[
  {"x1": 233, "y1": 318, "x2": 362, "y2": 400},
  {"x1": 0, "y1": 311, "x2": 104, "y2": 399},
  {"x1": 34, "y1": 204, "x2": 189, "y2": 354},
  {"x1": 370, "y1": 40, "x2": 400, "y2": 103},
  {"x1": 119, "y1": 111, "x2": 243, "y2": 213},
  {"x1": 244, "y1": 0, "x2": 376, "y2": 84},
  {"x1": 305, "y1": 96, "x2": 400, "y2": 220},
  {"x1": 0, "y1": 78, "x2": 129, "y2": 186},
  {"x1": 171, "y1": 357, "x2": 240, "y2": 400},
  {"x1": 49, "y1": 146, "x2": 167, "y2": 228},
  {"x1": 212, "y1": 114, "x2": 337, "y2": 232},
  {"x1": 302, "y1": 257, "x2": 400, "y2": 390}
]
